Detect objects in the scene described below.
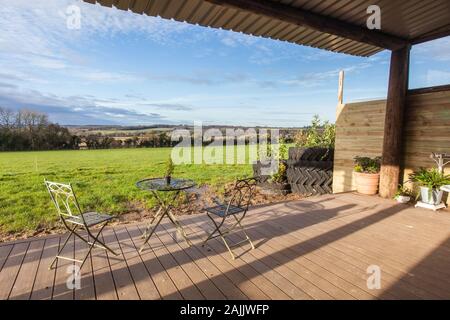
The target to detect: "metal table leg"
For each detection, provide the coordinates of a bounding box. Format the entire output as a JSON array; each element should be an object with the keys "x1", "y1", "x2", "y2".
[{"x1": 139, "y1": 190, "x2": 192, "y2": 252}]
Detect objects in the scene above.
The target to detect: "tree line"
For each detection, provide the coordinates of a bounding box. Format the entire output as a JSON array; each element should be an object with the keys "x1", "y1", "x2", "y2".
[
  {"x1": 0, "y1": 107, "x2": 79, "y2": 151},
  {"x1": 0, "y1": 107, "x2": 310, "y2": 152}
]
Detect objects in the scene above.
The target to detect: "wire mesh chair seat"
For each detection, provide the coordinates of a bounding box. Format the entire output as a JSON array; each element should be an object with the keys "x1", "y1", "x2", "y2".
[
  {"x1": 202, "y1": 177, "x2": 257, "y2": 260},
  {"x1": 44, "y1": 180, "x2": 118, "y2": 270},
  {"x1": 65, "y1": 212, "x2": 113, "y2": 227},
  {"x1": 206, "y1": 204, "x2": 245, "y2": 217}
]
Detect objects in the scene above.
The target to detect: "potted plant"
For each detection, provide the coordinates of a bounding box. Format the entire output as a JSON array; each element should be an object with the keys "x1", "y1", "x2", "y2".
[
  {"x1": 394, "y1": 185, "x2": 414, "y2": 204},
  {"x1": 254, "y1": 140, "x2": 291, "y2": 195},
  {"x1": 164, "y1": 157, "x2": 174, "y2": 185},
  {"x1": 409, "y1": 168, "x2": 450, "y2": 205},
  {"x1": 264, "y1": 161, "x2": 291, "y2": 195},
  {"x1": 353, "y1": 156, "x2": 381, "y2": 195}
]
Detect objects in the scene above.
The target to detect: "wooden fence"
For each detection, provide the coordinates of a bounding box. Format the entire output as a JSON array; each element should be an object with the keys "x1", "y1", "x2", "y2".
[{"x1": 333, "y1": 90, "x2": 450, "y2": 205}]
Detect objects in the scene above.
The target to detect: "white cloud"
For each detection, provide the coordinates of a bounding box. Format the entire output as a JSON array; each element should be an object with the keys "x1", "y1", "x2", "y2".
[
  {"x1": 219, "y1": 31, "x2": 258, "y2": 47},
  {"x1": 279, "y1": 62, "x2": 373, "y2": 88},
  {"x1": 415, "y1": 37, "x2": 450, "y2": 62},
  {"x1": 0, "y1": 0, "x2": 193, "y2": 85},
  {"x1": 426, "y1": 70, "x2": 450, "y2": 85}
]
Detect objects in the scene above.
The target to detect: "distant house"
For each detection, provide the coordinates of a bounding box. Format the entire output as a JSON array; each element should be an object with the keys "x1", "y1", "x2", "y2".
[{"x1": 78, "y1": 142, "x2": 88, "y2": 150}]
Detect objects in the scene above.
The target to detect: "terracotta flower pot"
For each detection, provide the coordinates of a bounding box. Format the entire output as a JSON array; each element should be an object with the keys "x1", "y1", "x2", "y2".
[{"x1": 354, "y1": 172, "x2": 380, "y2": 195}]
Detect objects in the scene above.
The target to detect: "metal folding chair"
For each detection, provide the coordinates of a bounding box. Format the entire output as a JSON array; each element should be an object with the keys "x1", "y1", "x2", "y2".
[
  {"x1": 44, "y1": 180, "x2": 118, "y2": 270},
  {"x1": 202, "y1": 177, "x2": 256, "y2": 259}
]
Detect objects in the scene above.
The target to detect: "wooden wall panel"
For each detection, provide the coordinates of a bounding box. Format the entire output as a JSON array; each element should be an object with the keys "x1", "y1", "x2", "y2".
[
  {"x1": 333, "y1": 90, "x2": 450, "y2": 206},
  {"x1": 401, "y1": 91, "x2": 450, "y2": 204},
  {"x1": 333, "y1": 99, "x2": 386, "y2": 193}
]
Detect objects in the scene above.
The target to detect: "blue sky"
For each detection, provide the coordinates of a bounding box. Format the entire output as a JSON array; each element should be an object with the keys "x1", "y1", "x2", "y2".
[{"x1": 0, "y1": 0, "x2": 449, "y2": 127}]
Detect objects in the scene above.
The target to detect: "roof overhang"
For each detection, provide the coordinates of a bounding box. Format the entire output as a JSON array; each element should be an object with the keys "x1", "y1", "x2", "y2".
[{"x1": 83, "y1": 0, "x2": 450, "y2": 57}]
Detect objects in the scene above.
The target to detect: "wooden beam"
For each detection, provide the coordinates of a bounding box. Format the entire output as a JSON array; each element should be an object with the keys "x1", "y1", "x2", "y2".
[
  {"x1": 379, "y1": 45, "x2": 411, "y2": 199},
  {"x1": 205, "y1": 0, "x2": 408, "y2": 50},
  {"x1": 411, "y1": 24, "x2": 450, "y2": 45},
  {"x1": 408, "y1": 84, "x2": 450, "y2": 96}
]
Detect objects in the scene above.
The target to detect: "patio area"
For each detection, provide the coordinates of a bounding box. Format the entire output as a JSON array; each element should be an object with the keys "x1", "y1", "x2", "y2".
[{"x1": 1, "y1": 192, "x2": 449, "y2": 300}]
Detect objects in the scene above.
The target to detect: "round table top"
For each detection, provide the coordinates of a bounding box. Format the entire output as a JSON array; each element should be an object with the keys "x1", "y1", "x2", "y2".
[{"x1": 136, "y1": 178, "x2": 196, "y2": 192}]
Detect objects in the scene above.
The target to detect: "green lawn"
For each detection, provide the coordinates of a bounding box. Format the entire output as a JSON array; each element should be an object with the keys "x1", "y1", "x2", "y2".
[{"x1": 0, "y1": 147, "x2": 252, "y2": 235}]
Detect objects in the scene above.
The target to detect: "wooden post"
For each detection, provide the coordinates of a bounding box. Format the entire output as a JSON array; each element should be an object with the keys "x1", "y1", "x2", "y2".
[
  {"x1": 338, "y1": 70, "x2": 344, "y2": 105},
  {"x1": 336, "y1": 70, "x2": 345, "y2": 120},
  {"x1": 379, "y1": 45, "x2": 411, "y2": 198}
]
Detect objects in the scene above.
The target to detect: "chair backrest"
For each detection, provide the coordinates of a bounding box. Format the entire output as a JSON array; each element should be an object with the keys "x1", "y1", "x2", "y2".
[
  {"x1": 44, "y1": 180, "x2": 82, "y2": 218},
  {"x1": 228, "y1": 177, "x2": 257, "y2": 213}
]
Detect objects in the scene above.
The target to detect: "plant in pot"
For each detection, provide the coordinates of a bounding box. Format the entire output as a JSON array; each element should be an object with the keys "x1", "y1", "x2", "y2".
[
  {"x1": 409, "y1": 168, "x2": 450, "y2": 205},
  {"x1": 353, "y1": 156, "x2": 381, "y2": 195},
  {"x1": 394, "y1": 185, "x2": 414, "y2": 204},
  {"x1": 164, "y1": 157, "x2": 175, "y2": 185},
  {"x1": 256, "y1": 140, "x2": 291, "y2": 195},
  {"x1": 266, "y1": 160, "x2": 291, "y2": 195}
]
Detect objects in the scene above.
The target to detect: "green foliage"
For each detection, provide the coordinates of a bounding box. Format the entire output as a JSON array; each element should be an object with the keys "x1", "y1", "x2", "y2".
[
  {"x1": 269, "y1": 139, "x2": 289, "y2": 184},
  {"x1": 295, "y1": 115, "x2": 335, "y2": 148},
  {"x1": 0, "y1": 107, "x2": 79, "y2": 151},
  {"x1": 164, "y1": 157, "x2": 175, "y2": 177},
  {"x1": 353, "y1": 156, "x2": 381, "y2": 174},
  {"x1": 269, "y1": 161, "x2": 287, "y2": 184},
  {"x1": 278, "y1": 139, "x2": 288, "y2": 160},
  {"x1": 409, "y1": 168, "x2": 450, "y2": 190},
  {"x1": 256, "y1": 139, "x2": 289, "y2": 184},
  {"x1": 394, "y1": 184, "x2": 415, "y2": 198},
  {"x1": 257, "y1": 138, "x2": 289, "y2": 161}
]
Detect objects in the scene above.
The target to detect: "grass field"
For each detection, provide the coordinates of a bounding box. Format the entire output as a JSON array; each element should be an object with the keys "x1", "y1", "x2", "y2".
[{"x1": 0, "y1": 147, "x2": 252, "y2": 235}]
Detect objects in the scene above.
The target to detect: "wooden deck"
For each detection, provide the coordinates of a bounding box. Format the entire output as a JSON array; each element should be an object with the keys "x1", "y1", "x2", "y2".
[{"x1": 1, "y1": 192, "x2": 450, "y2": 300}]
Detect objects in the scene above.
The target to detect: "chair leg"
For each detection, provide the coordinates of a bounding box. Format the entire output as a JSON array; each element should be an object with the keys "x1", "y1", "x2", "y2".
[
  {"x1": 203, "y1": 212, "x2": 254, "y2": 260},
  {"x1": 49, "y1": 226, "x2": 77, "y2": 270},
  {"x1": 218, "y1": 230, "x2": 236, "y2": 260},
  {"x1": 79, "y1": 223, "x2": 111, "y2": 269},
  {"x1": 85, "y1": 222, "x2": 118, "y2": 257},
  {"x1": 201, "y1": 213, "x2": 222, "y2": 247},
  {"x1": 234, "y1": 216, "x2": 255, "y2": 250}
]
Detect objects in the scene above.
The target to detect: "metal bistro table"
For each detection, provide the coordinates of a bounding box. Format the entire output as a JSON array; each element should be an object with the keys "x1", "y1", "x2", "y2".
[{"x1": 136, "y1": 178, "x2": 196, "y2": 253}]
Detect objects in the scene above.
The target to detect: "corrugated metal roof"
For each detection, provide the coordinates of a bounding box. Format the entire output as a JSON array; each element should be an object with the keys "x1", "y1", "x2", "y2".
[{"x1": 83, "y1": 0, "x2": 450, "y2": 57}]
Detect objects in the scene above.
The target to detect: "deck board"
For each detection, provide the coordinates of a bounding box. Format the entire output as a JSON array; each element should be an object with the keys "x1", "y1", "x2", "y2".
[
  {"x1": 126, "y1": 226, "x2": 182, "y2": 300},
  {"x1": 1, "y1": 193, "x2": 450, "y2": 300},
  {"x1": 103, "y1": 228, "x2": 140, "y2": 300},
  {"x1": 159, "y1": 218, "x2": 249, "y2": 300},
  {"x1": 0, "y1": 245, "x2": 13, "y2": 273},
  {"x1": 74, "y1": 235, "x2": 96, "y2": 300},
  {"x1": 138, "y1": 225, "x2": 205, "y2": 299},
  {"x1": 52, "y1": 234, "x2": 74, "y2": 300},
  {"x1": 0, "y1": 242, "x2": 29, "y2": 300},
  {"x1": 9, "y1": 240, "x2": 45, "y2": 300},
  {"x1": 91, "y1": 232, "x2": 117, "y2": 300},
  {"x1": 29, "y1": 237, "x2": 59, "y2": 300},
  {"x1": 113, "y1": 226, "x2": 160, "y2": 300}
]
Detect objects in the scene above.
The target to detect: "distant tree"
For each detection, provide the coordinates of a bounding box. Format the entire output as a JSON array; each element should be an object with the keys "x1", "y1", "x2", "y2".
[{"x1": 0, "y1": 107, "x2": 79, "y2": 151}]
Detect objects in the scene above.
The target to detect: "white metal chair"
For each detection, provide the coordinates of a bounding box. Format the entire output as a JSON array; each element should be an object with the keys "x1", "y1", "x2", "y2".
[
  {"x1": 44, "y1": 180, "x2": 118, "y2": 270},
  {"x1": 202, "y1": 177, "x2": 256, "y2": 259}
]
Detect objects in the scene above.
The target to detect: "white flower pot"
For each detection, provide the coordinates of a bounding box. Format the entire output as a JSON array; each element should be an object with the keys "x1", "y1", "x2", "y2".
[
  {"x1": 420, "y1": 187, "x2": 443, "y2": 205},
  {"x1": 395, "y1": 195, "x2": 411, "y2": 204}
]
